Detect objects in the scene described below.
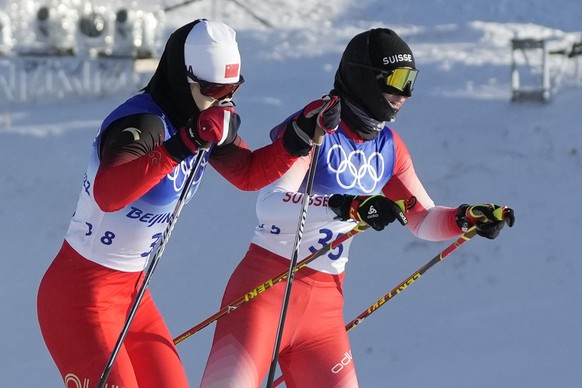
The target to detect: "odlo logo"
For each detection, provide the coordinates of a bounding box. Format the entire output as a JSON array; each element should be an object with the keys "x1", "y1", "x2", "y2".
[
  {"x1": 331, "y1": 351, "x2": 353, "y2": 374},
  {"x1": 64, "y1": 373, "x2": 126, "y2": 388}
]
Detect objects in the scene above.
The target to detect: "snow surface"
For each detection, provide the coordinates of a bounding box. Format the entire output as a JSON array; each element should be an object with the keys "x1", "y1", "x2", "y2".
[{"x1": 1, "y1": 0, "x2": 582, "y2": 387}]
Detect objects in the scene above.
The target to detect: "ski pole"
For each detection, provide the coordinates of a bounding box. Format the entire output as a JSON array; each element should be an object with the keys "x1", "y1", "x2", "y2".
[
  {"x1": 271, "y1": 226, "x2": 478, "y2": 387},
  {"x1": 344, "y1": 205, "x2": 513, "y2": 333},
  {"x1": 173, "y1": 222, "x2": 369, "y2": 345},
  {"x1": 344, "y1": 226, "x2": 477, "y2": 332},
  {"x1": 97, "y1": 147, "x2": 209, "y2": 388},
  {"x1": 266, "y1": 130, "x2": 324, "y2": 388}
]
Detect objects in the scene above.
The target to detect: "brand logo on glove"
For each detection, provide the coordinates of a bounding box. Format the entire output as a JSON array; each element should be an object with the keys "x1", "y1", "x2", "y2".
[{"x1": 367, "y1": 205, "x2": 379, "y2": 218}]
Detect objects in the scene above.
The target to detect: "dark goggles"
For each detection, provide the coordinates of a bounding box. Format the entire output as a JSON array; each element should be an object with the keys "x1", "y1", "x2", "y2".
[
  {"x1": 187, "y1": 71, "x2": 245, "y2": 100},
  {"x1": 348, "y1": 62, "x2": 418, "y2": 94}
]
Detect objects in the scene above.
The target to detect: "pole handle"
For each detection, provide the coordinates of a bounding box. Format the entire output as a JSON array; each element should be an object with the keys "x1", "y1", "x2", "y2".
[{"x1": 313, "y1": 125, "x2": 325, "y2": 146}]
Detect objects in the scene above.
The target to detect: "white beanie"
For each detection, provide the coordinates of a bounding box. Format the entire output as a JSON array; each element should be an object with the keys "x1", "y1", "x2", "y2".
[{"x1": 184, "y1": 20, "x2": 241, "y2": 84}]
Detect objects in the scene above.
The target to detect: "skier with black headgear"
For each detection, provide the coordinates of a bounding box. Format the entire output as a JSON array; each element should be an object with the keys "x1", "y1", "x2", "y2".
[
  {"x1": 36, "y1": 19, "x2": 339, "y2": 388},
  {"x1": 200, "y1": 28, "x2": 515, "y2": 387}
]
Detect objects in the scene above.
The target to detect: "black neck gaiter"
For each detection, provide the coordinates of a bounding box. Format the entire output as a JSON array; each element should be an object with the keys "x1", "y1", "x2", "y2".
[{"x1": 342, "y1": 99, "x2": 386, "y2": 141}]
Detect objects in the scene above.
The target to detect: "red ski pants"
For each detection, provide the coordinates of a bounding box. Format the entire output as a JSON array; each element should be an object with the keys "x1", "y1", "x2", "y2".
[
  {"x1": 37, "y1": 241, "x2": 188, "y2": 388},
  {"x1": 200, "y1": 244, "x2": 359, "y2": 388}
]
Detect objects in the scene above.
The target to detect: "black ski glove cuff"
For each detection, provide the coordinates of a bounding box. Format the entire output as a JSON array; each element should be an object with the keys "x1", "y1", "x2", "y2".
[
  {"x1": 328, "y1": 194, "x2": 354, "y2": 220},
  {"x1": 282, "y1": 121, "x2": 313, "y2": 157},
  {"x1": 164, "y1": 135, "x2": 196, "y2": 163}
]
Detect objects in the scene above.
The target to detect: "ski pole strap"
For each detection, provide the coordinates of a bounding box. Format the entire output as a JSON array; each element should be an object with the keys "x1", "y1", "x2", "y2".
[
  {"x1": 173, "y1": 223, "x2": 368, "y2": 345},
  {"x1": 271, "y1": 226, "x2": 477, "y2": 387}
]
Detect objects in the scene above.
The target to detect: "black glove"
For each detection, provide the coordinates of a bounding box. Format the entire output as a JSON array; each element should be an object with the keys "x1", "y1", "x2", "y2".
[
  {"x1": 282, "y1": 95, "x2": 341, "y2": 156},
  {"x1": 328, "y1": 194, "x2": 407, "y2": 231},
  {"x1": 456, "y1": 204, "x2": 515, "y2": 239}
]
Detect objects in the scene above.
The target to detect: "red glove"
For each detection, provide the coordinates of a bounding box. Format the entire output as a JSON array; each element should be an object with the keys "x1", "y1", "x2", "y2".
[
  {"x1": 305, "y1": 94, "x2": 341, "y2": 135},
  {"x1": 282, "y1": 95, "x2": 341, "y2": 156},
  {"x1": 180, "y1": 102, "x2": 241, "y2": 152}
]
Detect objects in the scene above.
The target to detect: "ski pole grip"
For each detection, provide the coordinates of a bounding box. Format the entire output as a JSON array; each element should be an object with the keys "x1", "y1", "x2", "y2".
[
  {"x1": 492, "y1": 206, "x2": 509, "y2": 222},
  {"x1": 314, "y1": 125, "x2": 325, "y2": 145}
]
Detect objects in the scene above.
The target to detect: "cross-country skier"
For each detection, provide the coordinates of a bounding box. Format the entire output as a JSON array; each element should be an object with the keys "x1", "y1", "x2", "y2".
[
  {"x1": 200, "y1": 27, "x2": 515, "y2": 387},
  {"x1": 36, "y1": 19, "x2": 339, "y2": 388}
]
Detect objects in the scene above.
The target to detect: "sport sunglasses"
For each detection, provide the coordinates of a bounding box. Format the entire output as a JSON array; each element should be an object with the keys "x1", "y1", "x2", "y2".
[
  {"x1": 187, "y1": 71, "x2": 245, "y2": 100},
  {"x1": 348, "y1": 62, "x2": 418, "y2": 93}
]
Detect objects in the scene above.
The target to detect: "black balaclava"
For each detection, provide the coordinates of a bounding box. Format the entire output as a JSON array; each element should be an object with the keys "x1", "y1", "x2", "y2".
[
  {"x1": 143, "y1": 20, "x2": 203, "y2": 130},
  {"x1": 333, "y1": 28, "x2": 416, "y2": 140}
]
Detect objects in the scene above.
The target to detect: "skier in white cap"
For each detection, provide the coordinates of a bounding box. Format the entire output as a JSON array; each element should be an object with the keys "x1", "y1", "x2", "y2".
[{"x1": 37, "y1": 19, "x2": 340, "y2": 388}]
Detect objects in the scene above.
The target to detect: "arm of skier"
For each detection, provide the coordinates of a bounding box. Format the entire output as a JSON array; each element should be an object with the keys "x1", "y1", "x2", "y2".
[
  {"x1": 208, "y1": 135, "x2": 300, "y2": 191},
  {"x1": 94, "y1": 104, "x2": 253, "y2": 210},
  {"x1": 382, "y1": 131, "x2": 461, "y2": 241},
  {"x1": 94, "y1": 114, "x2": 179, "y2": 212},
  {"x1": 384, "y1": 131, "x2": 515, "y2": 240},
  {"x1": 386, "y1": 169, "x2": 516, "y2": 240},
  {"x1": 210, "y1": 95, "x2": 341, "y2": 191}
]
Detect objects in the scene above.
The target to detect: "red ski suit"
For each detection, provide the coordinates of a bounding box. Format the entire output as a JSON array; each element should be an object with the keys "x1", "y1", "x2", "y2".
[
  {"x1": 200, "y1": 123, "x2": 463, "y2": 388},
  {"x1": 37, "y1": 95, "x2": 299, "y2": 388}
]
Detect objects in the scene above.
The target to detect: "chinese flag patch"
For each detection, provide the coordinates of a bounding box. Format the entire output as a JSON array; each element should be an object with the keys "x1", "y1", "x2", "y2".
[{"x1": 224, "y1": 64, "x2": 239, "y2": 78}]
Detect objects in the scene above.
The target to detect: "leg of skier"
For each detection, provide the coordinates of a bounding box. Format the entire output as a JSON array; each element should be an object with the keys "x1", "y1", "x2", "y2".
[
  {"x1": 38, "y1": 243, "x2": 140, "y2": 387},
  {"x1": 37, "y1": 242, "x2": 188, "y2": 388},
  {"x1": 200, "y1": 244, "x2": 359, "y2": 388},
  {"x1": 200, "y1": 246, "x2": 287, "y2": 387},
  {"x1": 125, "y1": 291, "x2": 189, "y2": 388},
  {"x1": 277, "y1": 271, "x2": 359, "y2": 388}
]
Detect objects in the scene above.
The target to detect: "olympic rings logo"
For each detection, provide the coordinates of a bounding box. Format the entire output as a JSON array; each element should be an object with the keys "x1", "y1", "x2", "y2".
[
  {"x1": 167, "y1": 153, "x2": 207, "y2": 193},
  {"x1": 326, "y1": 144, "x2": 385, "y2": 193}
]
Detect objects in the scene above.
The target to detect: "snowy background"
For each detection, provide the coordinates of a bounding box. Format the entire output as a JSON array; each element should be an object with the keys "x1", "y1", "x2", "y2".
[{"x1": 1, "y1": 0, "x2": 582, "y2": 387}]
